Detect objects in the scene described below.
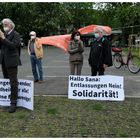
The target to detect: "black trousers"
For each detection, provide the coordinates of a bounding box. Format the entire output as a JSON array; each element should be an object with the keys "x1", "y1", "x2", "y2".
[
  {"x1": 91, "y1": 65, "x2": 105, "y2": 76},
  {"x1": 2, "y1": 61, "x2": 18, "y2": 105}
]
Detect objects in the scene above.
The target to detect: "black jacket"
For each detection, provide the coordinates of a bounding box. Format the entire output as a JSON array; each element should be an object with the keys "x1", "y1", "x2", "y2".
[
  {"x1": 88, "y1": 37, "x2": 112, "y2": 67},
  {"x1": 0, "y1": 30, "x2": 21, "y2": 68}
]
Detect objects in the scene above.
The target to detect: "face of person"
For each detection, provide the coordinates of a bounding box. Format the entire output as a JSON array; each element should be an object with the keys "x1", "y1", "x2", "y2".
[
  {"x1": 74, "y1": 34, "x2": 80, "y2": 40},
  {"x1": 3, "y1": 21, "x2": 12, "y2": 32},
  {"x1": 30, "y1": 34, "x2": 36, "y2": 40},
  {"x1": 94, "y1": 30, "x2": 103, "y2": 39}
]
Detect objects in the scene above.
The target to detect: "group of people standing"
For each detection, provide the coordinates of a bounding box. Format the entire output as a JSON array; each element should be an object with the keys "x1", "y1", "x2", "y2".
[
  {"x1": 68, "y1": 27, "x2": 112, "y2": 76},
  {"x1": 0, "y1": 18, "x2": 112, "y2": 113}
]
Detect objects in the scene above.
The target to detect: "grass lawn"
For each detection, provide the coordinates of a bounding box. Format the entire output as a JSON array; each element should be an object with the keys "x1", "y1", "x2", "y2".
[{"x1": 0, "y1": 96, "x2": 140, "y2": 138}]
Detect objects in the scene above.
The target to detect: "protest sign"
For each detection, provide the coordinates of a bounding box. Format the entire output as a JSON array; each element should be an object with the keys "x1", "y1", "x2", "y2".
[
  {"x1": 0, "y1": 79, "x2": 33, "y2": 110},
  {"x1": 68, "y1": 75, "x2": 124, "y2": 101}
]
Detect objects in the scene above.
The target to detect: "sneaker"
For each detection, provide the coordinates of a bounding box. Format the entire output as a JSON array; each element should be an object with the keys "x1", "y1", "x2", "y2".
[{"x1": 8, "y1": 105, "x2": 16, "y2": 113}]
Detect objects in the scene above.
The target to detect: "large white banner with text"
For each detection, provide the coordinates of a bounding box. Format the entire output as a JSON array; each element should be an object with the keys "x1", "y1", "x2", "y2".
[
  {"x1": 68, "y1": 75, "x2": 124, "y2": 101},
  {"x1": 0, "y1": 79, "x2": 34, "y2": 110}
]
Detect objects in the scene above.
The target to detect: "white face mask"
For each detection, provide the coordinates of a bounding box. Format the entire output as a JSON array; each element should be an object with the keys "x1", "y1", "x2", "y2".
[
  {"x1": 3, "y1": 27, "x2": 10, "y2": 32},
  {"x1": 31, "y1": 36, "x2": 36, "y2": 39},
  {"x1": 94, "y1": 33, "x2": 100, "y2": 38},
  {"x1": 75, "y1": 35, "x2": 80, "y2": 40}
]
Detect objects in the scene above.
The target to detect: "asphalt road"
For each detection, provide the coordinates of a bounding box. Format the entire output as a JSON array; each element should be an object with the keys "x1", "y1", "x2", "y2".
[{"x1": 0, "y1": 46, "x2": 140, "y2": 98}]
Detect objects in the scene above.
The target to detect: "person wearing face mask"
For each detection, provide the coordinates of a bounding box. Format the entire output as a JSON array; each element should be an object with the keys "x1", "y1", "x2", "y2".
[
  {"x1": 28, "y1": 31, "x2": 43, "y2": 83},
  {"x1": 0, "y1": 18, "x2": 21, "y2": 113},
  {"x1": 88, "y1": 27, "x2": 112, "y2": 76},
  {"x1": 68, "y1": 30, "x2": 84, "y2": 75}
]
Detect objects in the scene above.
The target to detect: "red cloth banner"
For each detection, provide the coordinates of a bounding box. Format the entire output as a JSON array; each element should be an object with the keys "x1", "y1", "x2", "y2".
[
  {"x1": 78, "y1": 25, "x2": 112, "y2": 35},
  {"x1": 39, "y1": 34, "x2": 71, "y2": 52},
  {"x1": 39, "y1": 25, "x2": 112, "y2": 52}
]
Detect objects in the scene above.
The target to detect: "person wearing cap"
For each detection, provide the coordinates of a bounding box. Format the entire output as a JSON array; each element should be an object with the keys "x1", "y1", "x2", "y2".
[
  {"x1": 0, "y1": 18, "x2": 21, "y2": 113},
  {"x1": 28, "y1": 31, "x2": 43, "y2": 83},
  {"x1": 88, "y1": 27, "x2": 112, "y2": 76}
]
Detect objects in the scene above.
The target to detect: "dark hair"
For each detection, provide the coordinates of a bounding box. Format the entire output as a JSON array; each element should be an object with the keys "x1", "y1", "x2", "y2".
[{"x1": 71, "y1": 30, "x2": 81, "y2": 40}]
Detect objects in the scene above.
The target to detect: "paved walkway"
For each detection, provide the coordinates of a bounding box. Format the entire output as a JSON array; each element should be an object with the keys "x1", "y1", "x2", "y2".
[{"x1": 0, "y1": 46, "x2": 140, "y2": 98}]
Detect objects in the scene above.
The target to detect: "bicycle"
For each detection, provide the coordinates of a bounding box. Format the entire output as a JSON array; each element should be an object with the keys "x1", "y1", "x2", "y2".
[{"x1": 112, "y1": 46, "x2": 140, "y2": 74}]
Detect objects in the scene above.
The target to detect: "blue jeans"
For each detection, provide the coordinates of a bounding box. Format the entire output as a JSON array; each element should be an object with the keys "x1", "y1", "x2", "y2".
[{"x1": 30, "y1": 55, "x2": 43, "y2": 81}]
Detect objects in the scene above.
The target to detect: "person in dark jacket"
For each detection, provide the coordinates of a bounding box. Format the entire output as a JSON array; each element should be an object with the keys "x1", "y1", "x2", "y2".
[
  {"x1": 0, "y1": 18, "x2": 21, "y2": 113},
  {"x1": 68, "y1": 31, "x2": 84, "y2": 75},
  {"x1": 88, "y1": 27, "x2": 112, "y2": 76}
]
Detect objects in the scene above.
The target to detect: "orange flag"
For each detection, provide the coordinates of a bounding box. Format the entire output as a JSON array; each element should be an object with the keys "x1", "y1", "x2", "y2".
[{"x1": 39, "y1": 25, "x2": 112, "y2": 52}]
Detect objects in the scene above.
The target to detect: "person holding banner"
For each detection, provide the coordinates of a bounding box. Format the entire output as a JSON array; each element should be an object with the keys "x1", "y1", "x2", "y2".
[
  {"x1": 88, "y1": 27, "x2": 112, "y2": 76},
  {"x1": 68, "y1": 30, "x2": 84, "y2": 75},
  {"x1": 28, "y1": 31, "x2": 44, "y2": 83},
  {"x1": 0, "y1": 18, "x2": 21, "y2": 113}
]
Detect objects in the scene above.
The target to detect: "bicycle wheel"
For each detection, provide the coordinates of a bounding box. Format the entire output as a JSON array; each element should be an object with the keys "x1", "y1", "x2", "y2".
[
  {"x1": 113, "y1": 53, "x2": 122, "y2": 69},
  {"x1": 128, "y1": 56, "x2": 140, "y2": 74}
]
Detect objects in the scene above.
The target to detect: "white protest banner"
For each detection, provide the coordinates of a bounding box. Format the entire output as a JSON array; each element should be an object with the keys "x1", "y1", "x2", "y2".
[
  {"x1": 0, "y1": 79, "x2": 33, "y2": 110},
  {"x1": 68, "y1": 75, "x2": 124, "y2": 101}
]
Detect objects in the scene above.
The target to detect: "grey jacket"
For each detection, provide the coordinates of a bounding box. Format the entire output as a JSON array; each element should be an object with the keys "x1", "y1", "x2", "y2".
[{"x1": 68, "y1": 40, "x2": 84, "y2": 63}]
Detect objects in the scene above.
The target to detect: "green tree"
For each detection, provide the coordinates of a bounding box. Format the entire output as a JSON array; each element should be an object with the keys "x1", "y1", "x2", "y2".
[{"x1": 63, "y1": 3, "x2": 95, "y2": 29}]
